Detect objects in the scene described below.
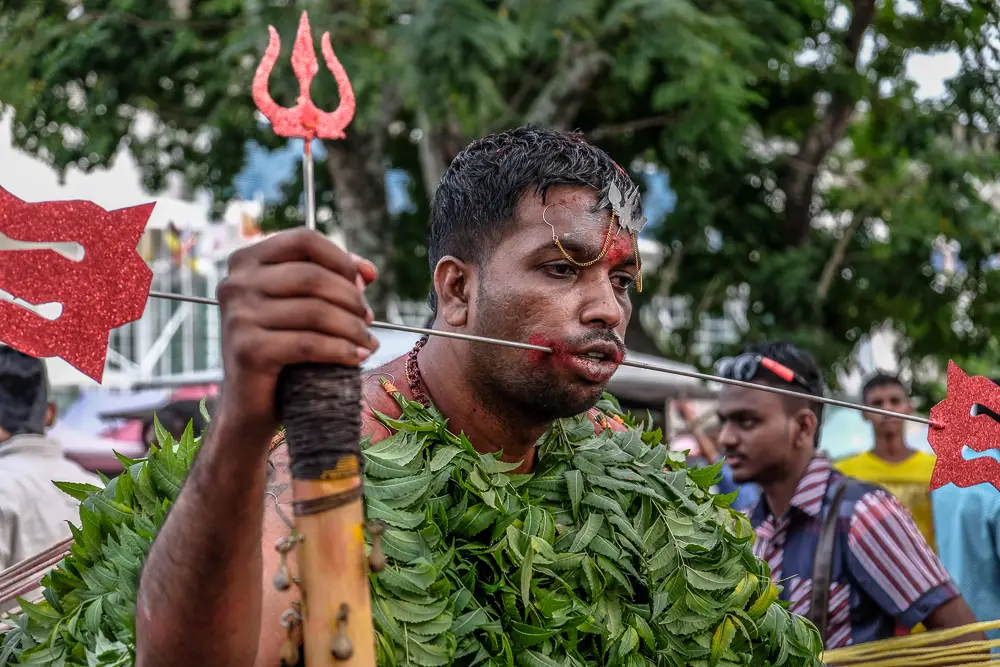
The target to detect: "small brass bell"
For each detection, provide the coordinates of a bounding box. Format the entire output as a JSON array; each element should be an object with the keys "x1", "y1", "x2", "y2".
[
  {"x1": 279, "y1": 638, "x2": 300, "y2": 667},
  {"x1": 331, "y1": 603, "x2": 354, "y2": 661},
  {"x1": 273, "y1": 565, "x2": 291, "y2": 591},
  {"x1": 368, "y1": 520, "x2": 387, "y2": 573}
]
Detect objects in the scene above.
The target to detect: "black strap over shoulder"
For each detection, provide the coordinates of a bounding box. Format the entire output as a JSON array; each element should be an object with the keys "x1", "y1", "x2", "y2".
[{"x1": 807, "y1": 480, "x2": 849, "y2": 643}]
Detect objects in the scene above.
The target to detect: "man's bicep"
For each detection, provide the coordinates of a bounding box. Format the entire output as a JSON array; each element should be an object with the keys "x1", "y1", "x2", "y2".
[{"x1": 847, "y1": 490, "x2": 958, "y2": 628}]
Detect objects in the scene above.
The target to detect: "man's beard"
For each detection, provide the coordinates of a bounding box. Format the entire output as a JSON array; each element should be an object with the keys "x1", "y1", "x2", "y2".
[{"x1": 464, "y1": 292, "x2": 621, "y2": 427}]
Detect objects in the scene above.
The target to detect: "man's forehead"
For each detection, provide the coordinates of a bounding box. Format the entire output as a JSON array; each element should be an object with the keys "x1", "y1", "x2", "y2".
[{"x1": 718, "y1": 384, "x2": 783, "y2": 413}]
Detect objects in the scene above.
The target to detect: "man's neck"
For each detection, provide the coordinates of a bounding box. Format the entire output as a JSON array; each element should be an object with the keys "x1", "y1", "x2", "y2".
[
  {"x1": 760, "y1": 456, "x2": 813, "y2": 519},
  {"x1": 872, "y1": 432, "x2": 913, "y2": 463},
  {"x1": 417, "y1": 339, "x2": 548, "y2": 474}
]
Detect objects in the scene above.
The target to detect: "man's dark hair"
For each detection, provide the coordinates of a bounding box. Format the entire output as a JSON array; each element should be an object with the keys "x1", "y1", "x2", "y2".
[
  {"x1": 738, "y1": 341, "x2": 826, "y2": 432},
  {"x1": 0, "y1": 347, "x2": 49, "y2": 437},
  {"x1": 427, "y1": 125, "x2": 641, "y2": 314},
  {"x1": 143, "y1": 399, "x2": 216, "y2": 444},
  {"x1": 861, "y1": 372, "x2": 907, "y2": 402}
]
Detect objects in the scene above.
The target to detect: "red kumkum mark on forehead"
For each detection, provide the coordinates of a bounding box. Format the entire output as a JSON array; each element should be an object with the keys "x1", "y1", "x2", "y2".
[{"x1": 604, "y1": 229, "x2": 633, "y2": 265}]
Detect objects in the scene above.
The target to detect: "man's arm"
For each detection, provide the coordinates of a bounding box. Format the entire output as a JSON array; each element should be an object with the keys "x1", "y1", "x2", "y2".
[
  {"x1": 135, "y1": 414, "x2": 273, "y2": 667},
  {"x1": 846, "y1": 490, "x2": 986, "y2": 644}
]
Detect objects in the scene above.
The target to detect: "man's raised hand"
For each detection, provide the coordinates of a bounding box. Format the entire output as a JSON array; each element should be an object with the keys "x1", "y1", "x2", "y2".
[{"x1": 215, "y1": 228, "x2": 380, "y2": 438}]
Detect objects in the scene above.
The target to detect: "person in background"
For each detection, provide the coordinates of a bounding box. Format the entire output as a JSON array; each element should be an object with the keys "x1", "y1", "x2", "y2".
[
  {"x1": 715, "y1": 341, "x2": 981, "y2": 649},
  {"x1": 0, "y1": 347, "x2": 102, "y2": 571},
  {"x1": 139, "y1": 398, "x2": 217, "y2": 449},
  {"x1": 932, "y1": 378, "x2": 1000, "y2": 645},
  {"x1": 834, "y1": 372, "x2": 937, "y2": 551},
  {"x1": 673, "y1": 400, "x2": 759, "y2": 512}
]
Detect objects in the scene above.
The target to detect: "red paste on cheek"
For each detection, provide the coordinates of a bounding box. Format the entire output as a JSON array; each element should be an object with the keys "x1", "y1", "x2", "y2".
[{"x1": 527, "y1": 334, "x2": 570, "y2": 366}]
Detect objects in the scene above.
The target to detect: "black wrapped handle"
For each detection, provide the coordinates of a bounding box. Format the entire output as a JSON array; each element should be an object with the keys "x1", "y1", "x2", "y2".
[{"x1": 277, "y1": 363, "x2": 363, "y2": 481}]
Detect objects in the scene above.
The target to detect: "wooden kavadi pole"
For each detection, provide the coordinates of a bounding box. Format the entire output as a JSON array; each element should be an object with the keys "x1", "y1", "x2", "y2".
[{"x1": 252, "y1": 11, "x2": 377, "y2": 666}]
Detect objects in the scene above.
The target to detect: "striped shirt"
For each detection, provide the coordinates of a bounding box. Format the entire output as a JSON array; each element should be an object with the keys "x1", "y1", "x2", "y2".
[{"x1": 750, "y1": 456, "x2": 958, "y2": 648}]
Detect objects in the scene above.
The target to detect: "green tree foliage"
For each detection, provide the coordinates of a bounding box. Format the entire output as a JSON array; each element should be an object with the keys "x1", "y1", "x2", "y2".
[{"x1": 0, "y1": 0, "x2": 998, "y2": 392}]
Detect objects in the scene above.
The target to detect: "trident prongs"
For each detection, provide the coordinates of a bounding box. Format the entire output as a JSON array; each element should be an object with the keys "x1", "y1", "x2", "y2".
[{"x1": 252, "y1": 11, "x2": 356, "y2": 143}]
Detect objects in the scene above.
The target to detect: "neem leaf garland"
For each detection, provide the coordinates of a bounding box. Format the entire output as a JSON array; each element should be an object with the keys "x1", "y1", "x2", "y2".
[
  {"x1": 367, "y1": 388, "x2": 822, "y2": 667},
  {"x1": 0, "y1": 394, "x2": 823, "y2": 667}
]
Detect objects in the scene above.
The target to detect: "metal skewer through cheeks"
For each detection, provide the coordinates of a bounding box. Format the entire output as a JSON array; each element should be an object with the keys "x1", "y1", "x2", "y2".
[{"x1": 147, "y1": 289, "x2": 937, "y2": 428}]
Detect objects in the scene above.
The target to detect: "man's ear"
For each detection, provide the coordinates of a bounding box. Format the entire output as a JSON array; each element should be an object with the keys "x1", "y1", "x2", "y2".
[
  {"x1": 432, "y1": 256, "x2": 476, "y2": 328},
  {"x1": 45, "y1": 402, "x2": 57, "y2": 428},
  {"x1": 793, "y1": 408, "x2": 819, "y2": 449}
]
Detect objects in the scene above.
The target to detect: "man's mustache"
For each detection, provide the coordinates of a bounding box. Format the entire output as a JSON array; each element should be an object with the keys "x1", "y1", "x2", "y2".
[{"x1": 569, "y1": 331, "x2": 627, "y2": 358}]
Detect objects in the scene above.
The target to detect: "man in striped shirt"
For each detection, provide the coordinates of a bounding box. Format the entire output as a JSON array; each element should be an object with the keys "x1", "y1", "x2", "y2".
[{"x1": 714, "y1": 341, "x2": 982, "y2": 648}]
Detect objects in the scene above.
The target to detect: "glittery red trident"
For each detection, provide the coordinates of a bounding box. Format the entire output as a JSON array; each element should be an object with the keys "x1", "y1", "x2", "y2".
[
  {"x1": 252, "y1": 11, "x2": 356, "y2": 142},
  {"x1": 0, "y1": 185, "x2": 154, "y2": 382},
  {"x1": 928, "y1": 362, "x2": 1000, "y2": 492}
]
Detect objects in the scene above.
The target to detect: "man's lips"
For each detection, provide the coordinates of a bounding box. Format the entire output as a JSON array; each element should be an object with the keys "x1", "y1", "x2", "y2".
[
  {"x1": 565, "y1": 340, "x2": 625, "y2": 364},
  {"x1": 560, "y1": 354, "x2": 620, "y2": 383},
  {"x1": 725, "y1": 453, "x2": 746, "y2": 467}
]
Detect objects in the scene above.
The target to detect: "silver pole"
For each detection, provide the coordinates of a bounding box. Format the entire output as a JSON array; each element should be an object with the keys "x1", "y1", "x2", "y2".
[
  {"x1": 303, "y1": 145, "x2": 316, "y2": 231},
  {"x1": 146, "y1": 289, "x2": 938, "y2": 428}
]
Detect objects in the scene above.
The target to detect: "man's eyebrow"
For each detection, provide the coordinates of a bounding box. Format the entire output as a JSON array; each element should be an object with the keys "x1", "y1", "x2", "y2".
[{"x1": 718, "y1": 408, "x2": 757, "y2": 421}]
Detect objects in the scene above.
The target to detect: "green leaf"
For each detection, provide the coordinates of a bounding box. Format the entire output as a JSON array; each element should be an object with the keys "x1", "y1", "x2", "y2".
[
  {"x1": 569, "y1": 513, "x2": 603, "y2": 553},
  {"x1": 384, "y1": 598, "x2": 448, "y2": 624},
  {"x1": 452, "y1": 609, "x2": 489, "y2": 637},
  {"x1": 563, "y1": 470, "x2": 584, "y2": 519},
  {"x1": 509, "y1": 621, "x2": 559, "y2": 648},
  {"x1": 689, "y1": 461, "x2": 725, "y2": 490},
  {"x1": 517, "y1": 649, "x2": 563, "y2": 667},
  {"x1": 52, "y1": 481, "x2": 101, "y2": 503},
  {"x1": 430, "y1": 446, "x2": 463, "y2": 472},
  {"x1": 520, "y1": 539, "x2": 534, "y2": 607}
]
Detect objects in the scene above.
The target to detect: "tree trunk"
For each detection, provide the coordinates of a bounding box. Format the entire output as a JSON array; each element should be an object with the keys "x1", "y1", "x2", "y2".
[
  {"x1": 323, "y1": 131, "x2": 394, "y2": 318},
  {"x1": 781, "y1": 0, "x2": 875, "y2": 246}
]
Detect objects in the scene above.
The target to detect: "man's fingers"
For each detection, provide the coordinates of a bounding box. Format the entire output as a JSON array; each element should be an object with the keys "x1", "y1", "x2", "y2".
[
  {"x1": 256, "y1": 298, "x2": 379, "y2": 352},
  {"x1": 351, "y1": 253, "x2": 378, "y2": 285},
  {"x1": 258, "y1": 331, "x2": 376, "y2": 369},
  {"x1": 258, "y1": 263, "x2": 369, "y2": 318},
  {"x1": 250, "y1": 229, "x2": 358, "y2": 281}
]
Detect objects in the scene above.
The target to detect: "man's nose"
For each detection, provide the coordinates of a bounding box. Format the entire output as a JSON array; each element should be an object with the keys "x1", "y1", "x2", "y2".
[
  {"x1": 579, "y1": 276, "x2": 624, "y2": 328},
  {"x1": 718, "y1": 423, "x2": 739, "y2": 449}
]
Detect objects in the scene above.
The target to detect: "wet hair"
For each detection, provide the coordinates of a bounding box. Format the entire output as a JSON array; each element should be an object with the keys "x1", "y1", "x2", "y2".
[
  {"x1": 738, "y1": 341, "x2": 826, "y2": 433},
  {"x1": 861, "y1": 372, "x2": 907, "y2": 403},
  {"x1": 427, "y1": 125, "x2": 641, "y2": 314},
  {"x1": 0, "y1": 347, "x2": 49, "y2": 437}
]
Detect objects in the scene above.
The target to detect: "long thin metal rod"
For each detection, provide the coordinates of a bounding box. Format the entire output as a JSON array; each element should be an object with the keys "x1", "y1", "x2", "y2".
[
  {"x1": 303, "y1": 144, "x2": 316, "y2": 231},
  {"x1": 146, "y1": 289, "x2": 936, "y2": 427}
]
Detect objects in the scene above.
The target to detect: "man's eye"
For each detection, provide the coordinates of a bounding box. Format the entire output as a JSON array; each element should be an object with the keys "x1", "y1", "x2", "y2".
[
  {"x1": 739, "y1": 419, "x2": 757, "y2": 430},
  {"x1": 612, "y1": 274, "x2": 635, "y2": 290},
  {"x1": 543, "y1": 263, "x2": 576, "y2": 278}
]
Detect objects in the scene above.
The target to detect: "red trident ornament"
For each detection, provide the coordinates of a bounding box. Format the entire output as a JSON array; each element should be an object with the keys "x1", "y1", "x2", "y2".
[
  {"x1": 928, "y1": 361, "x2": 1000, "y2": 491},
  {"x1": 252, "y1": 11, "x2": 356, "y2": 143},
  {"x1": 0, "y1": 185, "x2": 154, "y2": 382}
]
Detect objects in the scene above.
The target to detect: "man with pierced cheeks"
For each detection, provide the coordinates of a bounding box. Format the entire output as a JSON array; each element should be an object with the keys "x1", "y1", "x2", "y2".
[{"x1": 134, "y1": 127, "x2": 644, "y2": 667}]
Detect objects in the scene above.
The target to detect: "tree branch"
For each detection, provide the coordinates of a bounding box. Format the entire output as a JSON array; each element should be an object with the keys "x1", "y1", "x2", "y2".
[
  {"x1": 781, "y1": 0, "x2": 875, "y2": 246},
  {"x1": 523, "y1": 44, "x2": 610, "y2": 129},
  {"x1": 586, "y1": 112, "x2": 683, "y2": 141},
  {"x1": 816, "y1": 212, "x2": 866, "y2": 302}
]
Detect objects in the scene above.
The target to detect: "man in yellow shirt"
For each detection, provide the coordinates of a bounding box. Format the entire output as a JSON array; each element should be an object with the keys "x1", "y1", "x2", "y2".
[{"x1": 835, "y1": 373, "x2": 937, "y2": 551}]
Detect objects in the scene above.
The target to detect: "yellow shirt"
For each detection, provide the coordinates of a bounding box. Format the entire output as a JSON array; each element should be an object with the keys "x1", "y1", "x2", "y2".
[{"x1": 834, "y1": 450, "x2": 937, "y2": 552}]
